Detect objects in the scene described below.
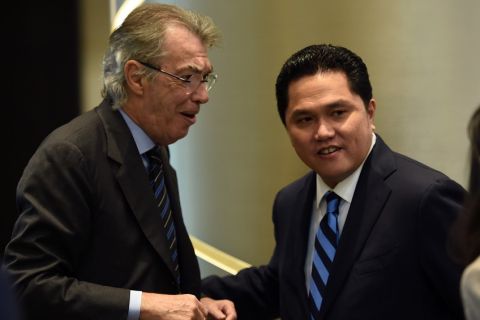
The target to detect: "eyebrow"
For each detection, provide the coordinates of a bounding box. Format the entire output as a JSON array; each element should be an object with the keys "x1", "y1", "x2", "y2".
[
  {"x1": 290, "y1": 109, "x2": 313, "y2": 119},
  {"x1": 182, "y1": 64, "x2": 213, "y2": 74},
  {"x1": 291, "y1": 99, "x2": 353, "y2": 112}
]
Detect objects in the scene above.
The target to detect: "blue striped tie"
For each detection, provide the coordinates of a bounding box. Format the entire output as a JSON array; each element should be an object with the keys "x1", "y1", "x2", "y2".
[
  {"x1": 147, "y1": 147, "x2": 180, "y2": 284},
  {"x1": 309, "y1": 191, "x2": 340, "y2": 319}
]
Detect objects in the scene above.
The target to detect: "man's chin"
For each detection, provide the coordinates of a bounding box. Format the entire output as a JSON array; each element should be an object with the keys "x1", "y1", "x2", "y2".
[
  {"x1": 316, "y1": 168, "x2": 352, "y2": 188},
  {"x1": 168, "y1": 130, "x2": 190, "y2": 145}
]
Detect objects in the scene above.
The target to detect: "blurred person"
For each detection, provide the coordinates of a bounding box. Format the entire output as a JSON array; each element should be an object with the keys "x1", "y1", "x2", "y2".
[
  {"x1": 459, "y1": 105, "x2": 480, "y2": 320},
  {"x1": 202, "y1": 44, "x2": 466, "y2": 320},
  {"x1": 3, "y1": 3, "x2": 235, "y2": 320}
]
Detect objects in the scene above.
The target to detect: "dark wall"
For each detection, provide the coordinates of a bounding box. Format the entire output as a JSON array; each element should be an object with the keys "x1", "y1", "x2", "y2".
[{"x1": 3, "y1": 1, "x2": 80, "y2": 257}]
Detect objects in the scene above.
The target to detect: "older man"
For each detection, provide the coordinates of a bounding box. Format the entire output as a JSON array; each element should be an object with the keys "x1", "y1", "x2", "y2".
[{"x1": 4, "y1": 4, "x2": 235, "y2": 320}]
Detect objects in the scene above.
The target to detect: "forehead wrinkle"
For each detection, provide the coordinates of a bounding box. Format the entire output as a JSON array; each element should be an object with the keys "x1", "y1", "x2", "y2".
[{"x1": 176, "y1": 61, "x2": 213, "y2": 75}]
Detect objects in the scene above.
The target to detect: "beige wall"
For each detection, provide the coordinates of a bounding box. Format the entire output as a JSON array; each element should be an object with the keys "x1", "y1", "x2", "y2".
[
  {"x1": 79, "y1": 0, "x2": 111, "y2": 112},
  {"x1": 81, "y1": 0, "x2": 480, "y2": 275}
]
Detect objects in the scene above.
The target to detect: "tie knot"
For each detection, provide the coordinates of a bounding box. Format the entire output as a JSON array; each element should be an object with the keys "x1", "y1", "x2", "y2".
[
  {"x1": 325, "y1": 191, "x2": 340, "y2": 215},
  {"x1": 146, "y1": 146, "x2": 162, "y2": 163}
]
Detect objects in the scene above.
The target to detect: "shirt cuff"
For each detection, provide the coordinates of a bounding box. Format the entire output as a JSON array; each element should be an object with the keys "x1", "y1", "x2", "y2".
[{"x1": 127, "y1": 290, "x2": 142, "y2": 320}]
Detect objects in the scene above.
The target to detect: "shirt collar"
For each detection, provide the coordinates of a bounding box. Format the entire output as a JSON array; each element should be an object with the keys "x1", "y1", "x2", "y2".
[
  {"x1": 118, "y1": 108, "x2": 156, "y2": 155},
  {"x1": 315, "y1": 133, "x2": 376, "y2": 207}
]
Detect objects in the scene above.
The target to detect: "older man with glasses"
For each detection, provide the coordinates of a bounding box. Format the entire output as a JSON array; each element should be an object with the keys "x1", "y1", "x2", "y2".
[{"x1": 3, "y1": 3, "x2": 235, "y2": 320}]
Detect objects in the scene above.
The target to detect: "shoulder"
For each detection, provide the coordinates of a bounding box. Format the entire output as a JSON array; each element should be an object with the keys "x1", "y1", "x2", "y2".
[
  {"x1": 375, "y1": 139, "x2": 462, "y2": 192},
  {"x1": 369, "y1": 137, "x2": 466, "y2": 206},
  {"x1": 277, "y1": 171, "x2": 315, "y2": 197},
  {"x1": 40, "y1": 100, "x2": 118, "y2": 151},
  {"x1": 39, "y1": 111, "x2": 103, "y2": 158},
  {"x1": 390, "y1": 151, "x2": 465, "y2": 197},
  {"x1": 19, "y1": 108, "x2": 110, "y2": 186},
  {"x1": 38, "y1": 103, "x2": 117, "y2": 159},
  {"x1": 374, "y1": 135, "x2": 453, "y2": 184},
  {"x1": 393, "y1": 151, "x2": 447, "y2": 179},
  {"x1": 46, "y1": 108, "x2": 103, "y2": 146},
  {"x1": 272, "y1": 171, "x2": 316, "y2": 215}
]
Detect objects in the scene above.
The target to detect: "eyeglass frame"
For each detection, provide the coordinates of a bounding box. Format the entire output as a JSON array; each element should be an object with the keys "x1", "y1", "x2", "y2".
[{"x1": 136, "y1": 60, "x2": 218, "y2": 92}]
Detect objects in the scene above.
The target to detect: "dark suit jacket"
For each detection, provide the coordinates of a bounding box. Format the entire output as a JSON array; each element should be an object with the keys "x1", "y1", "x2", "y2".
[
  {"x1": 4, "y1": 100, "x2": 200, "y2": 319},
  {"x1": 202, "y1": 135, "x2": 466, "y2": 320}
]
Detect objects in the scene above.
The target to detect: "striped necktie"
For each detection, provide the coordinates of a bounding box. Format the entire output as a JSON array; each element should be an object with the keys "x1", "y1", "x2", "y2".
[
  {"x1": 146, "y1": 147, "x2": 180, "y2": 284},
  {"x1": 309, "y1": 191, "x2": 340, "y2": 319}
]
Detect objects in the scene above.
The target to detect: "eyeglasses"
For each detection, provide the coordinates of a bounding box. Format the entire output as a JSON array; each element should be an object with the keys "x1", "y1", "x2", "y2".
[{"x1": 137, "y1": 60, "x2": 217, "y2": 93}]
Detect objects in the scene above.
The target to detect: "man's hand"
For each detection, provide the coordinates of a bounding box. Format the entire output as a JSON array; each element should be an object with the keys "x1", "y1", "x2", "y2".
[
  {"x1": 140, "y1": 292, "x2": 209, "y2": 320},
  {"x1": 200, "y1": 297, "x2": 237, "y2": 320}
]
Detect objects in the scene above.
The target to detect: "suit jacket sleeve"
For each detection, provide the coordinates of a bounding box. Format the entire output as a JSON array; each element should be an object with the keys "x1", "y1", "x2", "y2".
[
  {"x1": 418, "y1": 177, "x2": 466, "y2": 318},
  {"x1": 4, "y1": 140, "x2": 130, "y2": 320}
]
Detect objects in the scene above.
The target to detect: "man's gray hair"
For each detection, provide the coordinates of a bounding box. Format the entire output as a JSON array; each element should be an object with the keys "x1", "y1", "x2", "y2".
[{"x1": 101, "y1": 3, "x2": 221, "y2": 107}]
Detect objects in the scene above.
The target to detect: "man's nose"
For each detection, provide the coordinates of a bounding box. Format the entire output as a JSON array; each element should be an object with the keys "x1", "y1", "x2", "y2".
[
  {"x1": 314, "y1": 121, "x2": 335, "y2": 140},
  {"x1": 190, "y1": 83, "x2": 209, "y2": 104}
]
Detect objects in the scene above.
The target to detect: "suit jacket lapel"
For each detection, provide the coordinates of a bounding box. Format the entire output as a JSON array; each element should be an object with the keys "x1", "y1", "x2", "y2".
[
  {"x1": 286, "y1": 172, "x2": 317, "y2": 318},
  {"x1": 96, "y1": 100, "x2": 180, "y2": 281},
  {"x1": 319, "y1": 135, "x2": 396, "y2": 317}
]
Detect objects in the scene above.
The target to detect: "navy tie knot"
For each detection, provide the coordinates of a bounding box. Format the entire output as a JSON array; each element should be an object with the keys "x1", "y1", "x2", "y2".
[{"x1": 325, "y1": 191, "x2": 340, "y2": 216}]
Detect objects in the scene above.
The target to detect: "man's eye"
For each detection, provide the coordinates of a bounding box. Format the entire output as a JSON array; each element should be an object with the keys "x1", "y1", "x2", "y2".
[
  {"x1": 297, "y1": 116, "x2": 313, "y2": 123},
  {"x1": 332, "y1": 110, "x2": 345, "y2": 117},
  {"x1": 181, "y1": 74, "x2": 193, "y2": 81}
]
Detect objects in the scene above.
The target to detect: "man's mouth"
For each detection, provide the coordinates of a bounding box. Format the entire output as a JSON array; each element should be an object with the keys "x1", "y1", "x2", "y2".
[
  {"x1": 180, "y1": 111, "x2": 196, "y2": 119},
  {"x1": 318, "y1": 146, "x2": 340, "y2": 155}
]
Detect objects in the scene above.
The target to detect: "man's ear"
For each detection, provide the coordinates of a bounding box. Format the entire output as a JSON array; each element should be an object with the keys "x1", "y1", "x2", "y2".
[
  {"x1": 367, "y1": 98, "x2": 376, "y2": 131},
  {"x1": 124, "y1": 60, "x2": 145, "y2": 96}
]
